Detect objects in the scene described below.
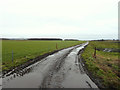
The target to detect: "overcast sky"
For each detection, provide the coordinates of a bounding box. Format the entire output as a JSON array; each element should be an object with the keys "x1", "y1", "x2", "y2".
[{"x1": 0, "y1": 0, "x2": 119, "y2": 40}]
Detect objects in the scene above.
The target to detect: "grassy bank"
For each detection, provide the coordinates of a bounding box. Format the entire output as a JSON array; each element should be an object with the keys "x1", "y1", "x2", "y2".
[
  {"x1": 2, "y1": 40, "x2": 85, "y2": 71},
  {"x1": 82, "y1": 41, "x2": 120, "y2": 89}
]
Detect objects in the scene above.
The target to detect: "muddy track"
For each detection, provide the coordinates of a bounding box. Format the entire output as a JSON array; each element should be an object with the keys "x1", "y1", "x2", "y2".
[
  {"x1": 40, "y1": 45, "x2": 82, "y2": 88},
  {"x1": 2, "y1": 42, "x2": 99, "y2": 89},
  {"x1": 40, "y1": 42, "x2": 98, "y2": 88},
  {"x1": 40, "y1": 48, "x2": 73, "y2": 88}
]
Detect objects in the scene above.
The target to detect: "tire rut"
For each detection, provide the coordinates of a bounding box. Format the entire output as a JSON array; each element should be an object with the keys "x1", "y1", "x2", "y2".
[
  {"x1": 40, "y1": 48, "x2": 74, "y2": 88},
  {"x1": 40, "y1": 44, "x2": 85, "y2": 88}
]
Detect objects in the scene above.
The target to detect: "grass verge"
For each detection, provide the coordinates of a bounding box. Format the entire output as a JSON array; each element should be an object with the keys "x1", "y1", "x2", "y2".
[
  {"x1": 2, "y1": 40, "x2": 85, "y2": 72},
  {"x1": 81, "y1": 41, "x2": 120, "y2": 89}
]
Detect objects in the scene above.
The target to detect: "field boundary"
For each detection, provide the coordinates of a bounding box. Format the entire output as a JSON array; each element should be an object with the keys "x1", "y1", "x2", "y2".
[
  {"x1": 77, "y1": 47, "x2": 104, "y2": 89},
  {"x1": 76, "y1": 43, "x2": 104, "y2": 89},
  {"x1": 80, "y1": 53, "x2": 105, "y2": 89}
]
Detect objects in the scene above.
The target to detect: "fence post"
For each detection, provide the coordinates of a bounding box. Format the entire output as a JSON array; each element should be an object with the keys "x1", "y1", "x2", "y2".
[
  {"x1": 56, "y1": 43, "x2": 58, "y2": 49},
  {"x1": 12, "y1": 50, "x2": 14, "y2": 63},
  {"x1": 94, "y1": 47, "x2": 96, "y2": 58}
]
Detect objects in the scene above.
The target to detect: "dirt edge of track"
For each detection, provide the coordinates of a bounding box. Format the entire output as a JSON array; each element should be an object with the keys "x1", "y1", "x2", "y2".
[{"x1": 78, "y1": 46, "x2": 105, "y2": 89}]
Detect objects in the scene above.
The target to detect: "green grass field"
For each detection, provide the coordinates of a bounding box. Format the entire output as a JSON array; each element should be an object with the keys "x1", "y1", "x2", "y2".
[
  {"x1": 82, "y1": 41, "x2": 120, "y2": 89},
  {"x1": 2, "y1": 40, "x2": 85, "y2": 71}
]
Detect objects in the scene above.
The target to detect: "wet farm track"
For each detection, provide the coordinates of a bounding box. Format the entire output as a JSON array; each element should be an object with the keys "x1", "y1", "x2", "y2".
[{"x1": 2, "y1": 42, "x2": 99, "y2": 89}]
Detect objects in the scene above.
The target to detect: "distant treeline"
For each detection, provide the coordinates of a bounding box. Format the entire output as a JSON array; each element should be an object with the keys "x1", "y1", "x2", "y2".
[
  {"x1": 0, "y1": 38, "x2": 26, "y2": 40},
  {"x1": 91, "y1": 39, "x2": 120, "y2": 41},
  {"x1": 1, "y1": 38, "x2": 80, "y2": 41},
  {"x1": 64, "y1": 39, "x2": 79, "y2": 41},
  {"x1": 0, "y1": 38, "x2": 10, "y2": 40},
  {"x1": 28, "y1": 38, "x2": 63, "y2": 41},
  {"x1": 28, "y1": 38, "x2": 79, "y2": 41}
]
